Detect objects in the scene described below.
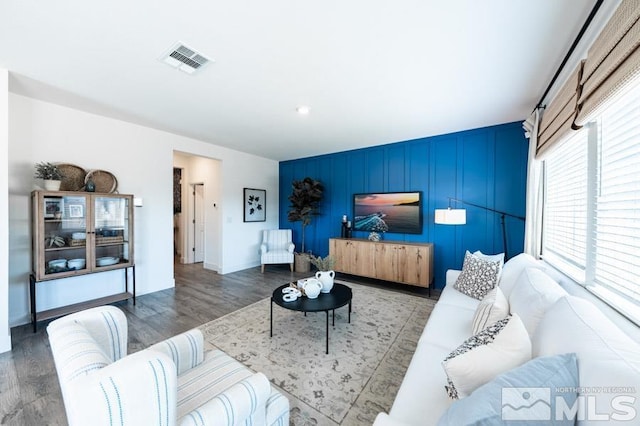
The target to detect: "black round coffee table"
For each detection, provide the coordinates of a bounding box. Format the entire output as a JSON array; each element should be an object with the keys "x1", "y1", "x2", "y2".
[{"x1": 270, "y1": 282, "x2": 352, "y2": 354}]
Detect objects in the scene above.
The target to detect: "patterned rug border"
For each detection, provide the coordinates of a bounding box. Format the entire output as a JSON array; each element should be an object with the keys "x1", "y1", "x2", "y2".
[{"x1": 198, "y1": 280, "x2": 436, "y2": 425}]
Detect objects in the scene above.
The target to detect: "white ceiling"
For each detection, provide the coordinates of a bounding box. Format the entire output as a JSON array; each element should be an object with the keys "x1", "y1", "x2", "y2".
[{"x1": 1, "y1": 0, "x2": 599, "y2": 161}]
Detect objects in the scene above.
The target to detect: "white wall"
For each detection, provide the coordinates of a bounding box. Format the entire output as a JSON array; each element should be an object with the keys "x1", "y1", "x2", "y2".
[
  {"x1": 0, "y1": 69, "x2": 11, "y2": 352},
  {"x1": 7, "y1": 93, "x2": 279, "y2": 328}
]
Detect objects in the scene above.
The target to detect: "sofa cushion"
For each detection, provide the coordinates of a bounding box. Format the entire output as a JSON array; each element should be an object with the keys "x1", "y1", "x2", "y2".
[
  {"x1": 442, "y1": 314, "x2": 532, "y2": 399},
  {"x1": 438, "y1": 281, "x2": 481, "y2": 311},
  {"x1": 454, "y1": 251, "x2": 502, "y2": 300},
  {"x1": 471, "y1": 287, "x2": 509, "y2": 335},
  {"x1": 419, "y1": 302, "x2": 477, "y2": 351},
  {"x1": 498, "y1": 253, "x2": 545, "y2": 299},
  {"x1": 533, "y1": 296, "x2": 640, "y2": 425},
  {"x1": 508, "y1": 268, "x2": 567, "y2": 337},
  {"x1": 437, "y1": 353, "x2": 579, "y2": 425}
]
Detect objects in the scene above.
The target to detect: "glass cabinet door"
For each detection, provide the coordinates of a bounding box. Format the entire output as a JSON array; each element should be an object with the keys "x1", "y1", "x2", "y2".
[
  {"x1": 93, "y1": 195, "x2": 132, "y2": 268},
  {"x1": 42, "y1": 194, "x2": 89, "y2": 276}
]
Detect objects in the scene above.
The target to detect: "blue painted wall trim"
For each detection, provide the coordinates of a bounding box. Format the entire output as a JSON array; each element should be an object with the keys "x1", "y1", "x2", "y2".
[{"x1": 279, "y1": 121, "x2": 528, "y2": 289}]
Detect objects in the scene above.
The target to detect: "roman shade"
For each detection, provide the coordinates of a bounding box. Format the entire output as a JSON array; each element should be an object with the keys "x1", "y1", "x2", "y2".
[
  {"x1": 537, "y1": 0, "x2": 640, "y2": 156},
  {"x1": 536, "y1": 64, "x2": 582, "y2": 157},
  {"x1": 576, "y1": 0, "x2": 640, "y2": 125}
]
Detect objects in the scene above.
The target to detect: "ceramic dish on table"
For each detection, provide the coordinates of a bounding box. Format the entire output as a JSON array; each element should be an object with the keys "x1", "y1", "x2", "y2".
[{"x1": 96, "y1": 256, "x2": 119, "y2": 267}]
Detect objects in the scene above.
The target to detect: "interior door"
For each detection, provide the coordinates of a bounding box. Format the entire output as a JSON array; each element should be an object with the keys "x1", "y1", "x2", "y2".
[{"x1": 193, "y1": 184, "x2": 204, "y2": 263}]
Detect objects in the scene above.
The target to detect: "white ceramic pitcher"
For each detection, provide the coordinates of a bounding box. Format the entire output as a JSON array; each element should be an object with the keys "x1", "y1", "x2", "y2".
[{"x1": 315, "y1": 270, "x2": 335, "y2": 293}]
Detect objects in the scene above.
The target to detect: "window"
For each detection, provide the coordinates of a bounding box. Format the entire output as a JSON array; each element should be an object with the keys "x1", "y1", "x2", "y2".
[{"x1": 542, "y1": 77, "x2": 640, "y2": 323}]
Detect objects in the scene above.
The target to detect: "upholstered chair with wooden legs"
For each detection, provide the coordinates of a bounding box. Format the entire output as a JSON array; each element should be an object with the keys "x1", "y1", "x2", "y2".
[{"x1": 260, "y1": 229, "x2": 295, "y2": 273}]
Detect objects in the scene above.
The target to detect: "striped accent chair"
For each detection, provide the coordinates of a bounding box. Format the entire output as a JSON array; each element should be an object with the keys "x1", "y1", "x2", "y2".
[
  {"x1": 47, "y1": 306, "x2": 290, "y2": 426},
  {"x1": 260, "y1": 229, "x2": 295, "y2": 273}
]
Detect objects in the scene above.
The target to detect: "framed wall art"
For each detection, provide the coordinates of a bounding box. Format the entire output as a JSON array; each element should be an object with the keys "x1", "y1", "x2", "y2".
[
  {"x1": 244, "y1": 188, "x2": 266, "y2": 222},
  {"x1": 44, "y1": 197, "x2": 64, "y2": 219}
]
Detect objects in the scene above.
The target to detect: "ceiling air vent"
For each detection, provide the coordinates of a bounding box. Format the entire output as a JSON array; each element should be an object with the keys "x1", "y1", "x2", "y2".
[{"x1": 162, "y1": 42, "x2": 212, "y2": 75}]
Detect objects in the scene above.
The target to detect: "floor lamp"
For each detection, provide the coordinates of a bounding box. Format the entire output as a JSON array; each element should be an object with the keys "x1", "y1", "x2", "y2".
[{"x1": 435, "y1": 197, "x2": 525, "y2": 260}]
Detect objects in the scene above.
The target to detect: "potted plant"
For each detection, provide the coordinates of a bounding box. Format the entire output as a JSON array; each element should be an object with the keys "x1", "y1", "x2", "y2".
[
  {"x1": 287, "y1": 177, "x2": 324, "y2": 273},
  {"x1": 310, "y1": 254, "x2": 336, "y2": 293},
  {"x1": 34, "y1": 162, "x2": 64, "y2": 191}
]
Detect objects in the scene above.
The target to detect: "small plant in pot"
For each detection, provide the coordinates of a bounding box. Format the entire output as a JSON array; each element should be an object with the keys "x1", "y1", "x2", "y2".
[
  {"x1": 310, "y1": 254, "x2": 336, "y2": 293},
  {"x1": 287, "y1": 177, "x2": 324, "y2": 273},
  {"x1": 34, "y1": 162, "x2": 64, "y2": 191}
]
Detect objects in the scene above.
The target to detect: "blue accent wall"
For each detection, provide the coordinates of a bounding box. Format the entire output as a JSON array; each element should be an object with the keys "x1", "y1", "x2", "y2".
[{"x1": 279, "y1": 121, "x2": 528, "y2": 289}]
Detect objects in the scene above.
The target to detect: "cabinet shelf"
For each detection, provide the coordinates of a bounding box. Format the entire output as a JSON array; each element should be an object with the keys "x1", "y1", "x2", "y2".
[{"x1": 35, "y1": 292, "x2": 134, "y2": 323}]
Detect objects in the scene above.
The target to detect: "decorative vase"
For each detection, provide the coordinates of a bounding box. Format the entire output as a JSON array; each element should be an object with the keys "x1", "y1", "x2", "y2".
[
  {"x1": 43, "y1": 179, "x2": 61, "y2": 191},
  {"x1": 315, "y1": 270, "x2": 335, "y2": 293},
  {"x1": 301, "y1": 278, "x2": 322, "y2": 299},
  {"x1": 85, "y1": 177, "x2": 96, "y2": 192}
]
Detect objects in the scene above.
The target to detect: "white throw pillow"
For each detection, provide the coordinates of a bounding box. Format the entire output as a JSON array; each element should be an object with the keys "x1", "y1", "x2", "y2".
[
  {"x1": 498, "y1": 252, "x2": 545, "y2": 298},
  {"x1": 442, "y1": 313, "x2": 532, "y2": 399},
  {"x1": 471, "y1": 287, "x2": 509, "y2": 335},
  {"x1": 454, "y1": 251, "x2": 502, "y2": 300},
  {"x1": 508, "y1": 267, "x2": 567, "y2": 337}
]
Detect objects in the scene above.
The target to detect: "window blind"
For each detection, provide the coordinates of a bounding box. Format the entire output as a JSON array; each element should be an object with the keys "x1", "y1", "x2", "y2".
[
  {"x1": 592, "y1": 80, "x2": 640, "y2": 305},
  {"x1": 542, "y1": 129, "x2": 589, "y2": 279}
]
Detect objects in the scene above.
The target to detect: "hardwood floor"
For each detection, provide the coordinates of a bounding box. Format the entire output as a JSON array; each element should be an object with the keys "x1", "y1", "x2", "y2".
[{"x1": 0, "y1": 262, "x2": 437, "y2": 425}]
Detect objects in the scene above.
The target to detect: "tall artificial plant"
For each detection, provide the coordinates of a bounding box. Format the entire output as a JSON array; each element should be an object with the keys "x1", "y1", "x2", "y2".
[{"x1": 287, "y1": 177, "x2": 324, "y2": 254}]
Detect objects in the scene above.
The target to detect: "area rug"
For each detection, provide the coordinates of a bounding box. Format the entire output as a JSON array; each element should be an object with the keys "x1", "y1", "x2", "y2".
[{"x1": 200, "y1": 280, "x2": 436, "y2": 425}]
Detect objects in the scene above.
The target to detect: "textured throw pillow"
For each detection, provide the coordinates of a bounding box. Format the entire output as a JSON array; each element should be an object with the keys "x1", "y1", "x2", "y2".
[
  {"x1": 442, "y1": 313, "x2": 532, "y2": 399},
  {"x1": 471, "y1": 286, "x2": 509, "y2": 335},
  {"x1": 438, "y1": 353, "x2": 579, "y2": 426},
  {"x1": 454, "y1": 251, "x2": 503, "y2": 300}
]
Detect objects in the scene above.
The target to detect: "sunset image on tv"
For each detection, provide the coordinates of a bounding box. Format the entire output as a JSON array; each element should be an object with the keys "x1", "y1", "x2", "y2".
[{"x1": 353, "y1": 192, "x2": 422, "y2": 234}]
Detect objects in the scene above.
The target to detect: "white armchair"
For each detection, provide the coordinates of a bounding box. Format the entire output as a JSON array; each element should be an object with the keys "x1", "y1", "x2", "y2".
[
  {"x1": 47, "y1": 306, "x2": 289, "y2": 426},
  {"x1": 260, "y1": 229, "x2": 295, "y2": 273}
]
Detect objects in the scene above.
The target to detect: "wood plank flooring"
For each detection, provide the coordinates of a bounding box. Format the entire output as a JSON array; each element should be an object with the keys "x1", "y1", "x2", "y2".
[{"x1": 0, "y1": 263, "x2": 437, "y2": 425}]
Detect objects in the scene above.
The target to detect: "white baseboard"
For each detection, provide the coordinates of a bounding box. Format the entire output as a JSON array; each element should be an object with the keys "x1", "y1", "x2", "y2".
[{"x1": 0, "y1": 332, "x2": 11, "y2": 353}]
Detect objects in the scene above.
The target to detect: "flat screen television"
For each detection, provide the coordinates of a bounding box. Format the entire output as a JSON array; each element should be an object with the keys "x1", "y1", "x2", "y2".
[{"x1": 353, "y1": 191, "x2": 422, "y2": 234}]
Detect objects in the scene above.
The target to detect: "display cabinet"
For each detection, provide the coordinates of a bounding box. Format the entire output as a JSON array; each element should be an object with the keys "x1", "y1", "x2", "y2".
[{"x1": 30, "y1": 190, "x2": 135, "y2": 331}]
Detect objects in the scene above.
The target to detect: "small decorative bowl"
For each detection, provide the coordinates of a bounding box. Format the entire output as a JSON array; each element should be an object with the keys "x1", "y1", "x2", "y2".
[
  {"x1": 67, "y1": 258, "x2": 86, "y2": 269},
  {"x1": 48, "y1": 259, "x2": 67, "y2": 268}
]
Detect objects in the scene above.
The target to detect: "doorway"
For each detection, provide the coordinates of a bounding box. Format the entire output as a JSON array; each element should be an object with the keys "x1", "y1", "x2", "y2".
[{"x1": 193, "y1": 183, "x2": 204, "y2": 263}]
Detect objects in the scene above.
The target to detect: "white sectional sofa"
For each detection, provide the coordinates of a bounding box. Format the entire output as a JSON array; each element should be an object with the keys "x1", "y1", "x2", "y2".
[{"x1": 374, "y1": 253, "x2": 640, "y2": 425}]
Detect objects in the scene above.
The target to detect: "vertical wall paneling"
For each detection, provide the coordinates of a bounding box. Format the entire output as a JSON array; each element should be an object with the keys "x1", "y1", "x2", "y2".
[{"x1": 279, "y1": 122, "x2": 527, "y2": 289}]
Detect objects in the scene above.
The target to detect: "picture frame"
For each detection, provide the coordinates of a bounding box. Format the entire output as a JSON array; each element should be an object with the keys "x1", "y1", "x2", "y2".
[
  {"x1": 68, "y1": 204, "x2": 84, "y2": 218},
  {"x1": 44, "y1": 198, "x2": 64, "y2": 219},
  {"x1": 243, "y1": 188, "x2": 266, "y2": 222}
]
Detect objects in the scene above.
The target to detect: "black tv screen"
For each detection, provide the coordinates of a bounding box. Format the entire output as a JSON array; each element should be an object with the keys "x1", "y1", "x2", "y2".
[{"x1": 353, "y1": 191, "x2": 422, "y2": 234}]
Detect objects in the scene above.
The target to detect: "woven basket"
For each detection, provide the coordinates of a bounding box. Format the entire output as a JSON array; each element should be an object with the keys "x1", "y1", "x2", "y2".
[
  {"x1": 85, "y1": 169, "x2": 118, "y2": 193},
  {"x1": 69, "y1": 239, "x2": 86, "y2": 247},
  {"x1": 96, "y1": 236, "x2": 124, "y2": 245},
  {"x1": 57, "y1": 163, "x2": 87, "y2": 191}
]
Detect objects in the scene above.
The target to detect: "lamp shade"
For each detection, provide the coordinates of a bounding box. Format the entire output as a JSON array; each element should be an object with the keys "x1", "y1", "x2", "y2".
[{"x1": 434, "y1": 208, "x2": 467, "y2": 225}]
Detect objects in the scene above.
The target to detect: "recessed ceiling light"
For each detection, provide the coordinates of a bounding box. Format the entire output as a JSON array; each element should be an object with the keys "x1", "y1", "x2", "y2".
[{"x1": 296, "y1": 106, "x2": 310, "y2": 115}]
